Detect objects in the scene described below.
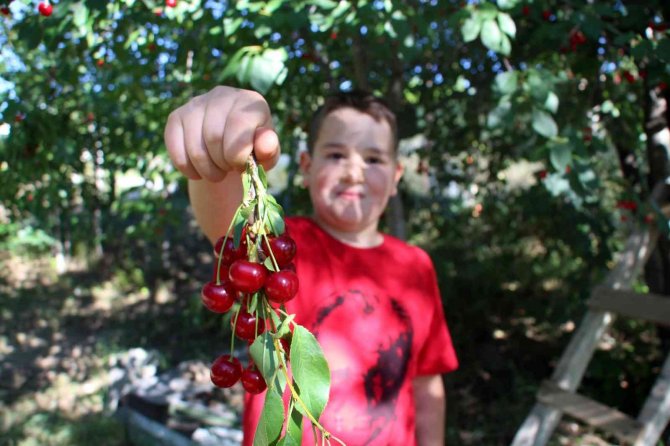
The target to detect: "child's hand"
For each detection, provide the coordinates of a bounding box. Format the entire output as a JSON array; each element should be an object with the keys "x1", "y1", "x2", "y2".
[{"x1": 164, "y1": 86, "x2": 280, "y2": 182}]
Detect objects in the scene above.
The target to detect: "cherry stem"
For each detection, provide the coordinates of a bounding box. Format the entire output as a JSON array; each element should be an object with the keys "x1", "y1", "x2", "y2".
[
  {"x1": 230, "y1": 307, "x2": 240, "y2": 356},
  {"x1": 261, "y1": 233, "x2": 281, "y2": 271},
  {"x1": 215, "y1": 206, "x2": 241, "y2": 284}
]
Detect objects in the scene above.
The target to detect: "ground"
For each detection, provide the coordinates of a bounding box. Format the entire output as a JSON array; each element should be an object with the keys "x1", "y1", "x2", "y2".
[{"x1": 0, "y1": 249, "x2": 656, "y2": 446}]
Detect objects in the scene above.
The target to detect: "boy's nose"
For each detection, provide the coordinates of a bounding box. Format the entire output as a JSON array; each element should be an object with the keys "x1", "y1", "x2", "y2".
[{"x1": 342, "y1": 158, "x2": 365, "y2": 183}]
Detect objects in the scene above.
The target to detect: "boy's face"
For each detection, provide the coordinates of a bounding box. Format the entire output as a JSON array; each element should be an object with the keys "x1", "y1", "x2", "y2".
[{"x1": 300, "y1": 107, "x2": 403, "y2": 238}]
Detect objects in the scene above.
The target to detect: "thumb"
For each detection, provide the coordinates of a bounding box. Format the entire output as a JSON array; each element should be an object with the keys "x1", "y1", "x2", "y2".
[{"x1": 253, "y1": 127, "x2": 281, "y2": 171}]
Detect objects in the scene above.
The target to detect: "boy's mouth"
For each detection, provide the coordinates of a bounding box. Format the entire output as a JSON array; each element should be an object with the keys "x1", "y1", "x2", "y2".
[{"x1": 336, "y1": 190, "x2": 364, "y2": 199}]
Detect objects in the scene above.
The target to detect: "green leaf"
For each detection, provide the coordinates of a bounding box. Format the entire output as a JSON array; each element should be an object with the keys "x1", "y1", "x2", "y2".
[
  {"x1": 277, "y1": 406, "x2": 303, "y2": 446},
  {"x1": 275, "y1": 314, "x2": 295, "y2": 339},
  {"x1": 486, "y1": 100, "x2": 512, "y2": 128},
  {"x1": 312, "y1": 0, "x2": 338, "y2": 9},
  {"x1": 532, "y1": 110, "x2": 558, "y2": 138},
  {"x1": 224, "y1": 17, "x2": 244, "y2": 37},
  {"x1": 461, "y1": 16, "x2": 481, "y2": 43},
  {"x1": 265, "y1": 202, "x2": 285, "y2": 235},
  {"x1": 258, "y1": 165, "x2": 268, "y2": 188},
  {"x1": 497, "y1": 0, "x2": 520, "y2": 9},
  {"x1": 526, "y1": 70, "x2": 549, "y2": 102},
  {"x1": 544, "y1": 91, "x2": 559, "y2": 114},
  {"x1": 499, "y1": 33, "x2": 511, "y2": 56},
  {"x1": 550, "y1": 143, "x2": 572, "y2": 172},
  {"x1": 222, "y1": 47, "x2": 251, "y2": 80},
  {"x1": 480, "y1": 20, "x2": 502, "y2": 52},
  {"x1": 264, "y1": 256, "x2": 277, "y2": 272},
  {"x1": 250, "y1": 332, "x2": 286, "y2": 391},
  {"x1": 250, "y1": 49, "x2": 288, "y2": 94},
  {"x1": 497, "y1": 12, "x2": 516, "y2": 38},
  {"x1": 290, "y1": 325, "x2": 330, "y2": 421},
  {"x1": 233, "y1": 212, "x2": 247, "y2": 249},
  {"x1": 242, "y1": 171, "x2": 252, "y2": 199},
  {"x1": 478, "y1": 3, "x2": 498, "y2": 20},
  {"x1": 253, "y1": 387, "x2": 284, "y2": 446},
  {"x1": 494, "y1": 71, "x2": 518, "y2": 95}
]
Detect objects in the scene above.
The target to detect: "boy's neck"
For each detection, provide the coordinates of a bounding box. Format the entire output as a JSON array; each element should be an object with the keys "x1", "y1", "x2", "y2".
[{"x1": 311, "y1": 215, "x2": 383, "y2": 248}]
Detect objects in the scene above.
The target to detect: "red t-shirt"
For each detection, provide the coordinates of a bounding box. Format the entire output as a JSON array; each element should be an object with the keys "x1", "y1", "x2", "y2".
[{"x1": 243, "y1": 216, "x2": 458, "y2": 446}]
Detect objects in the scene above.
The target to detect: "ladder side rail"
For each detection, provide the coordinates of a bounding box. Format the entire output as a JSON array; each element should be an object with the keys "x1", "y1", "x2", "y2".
[{"x1": 635, "y1": 353, "x2": 670, "y2": 445}]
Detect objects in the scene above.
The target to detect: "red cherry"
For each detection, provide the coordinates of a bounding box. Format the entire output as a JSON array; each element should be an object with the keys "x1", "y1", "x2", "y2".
[
  {"x1": 165, "y1": 0, "x2": 177, "y2": 6},
  {"x1": 211, "y1": 262, "x2": 229, "y2": 282},
  {"x1": 522, "y1": 5, "x2": 530, "y2": 16},
  {"x1": 241, "y1": 365, "x2": 267, "y2": 394},
  {"x1": 265, "y1": 270, "x2": 299, "y2": 304},
  {"x1": 622, "y1": 71, "x2": 636, "y2": 84},
  {"x1": 232, "y1": 309, "x2": 265, "y2": 341},
  {"x1": 96, "y1": 59, "x2": 105, "y2": 67},
  {"x1": 1, "y1": 6, "x2": 10, "y2": 15},
  {"x1": 37, "y1": 2, "x2": 52, "y2": 16},
  {"x1": 541, "y1": 10, "x2": 552, "y2": 21},
  {"x1": 201, "y1": 281, "x2": 236, "y2": 313},
  {"x1": 229, "y1": 260, "x2": 267, "y2": 293},
  {"x1": 537, "y1": 170, "x2": 548, "y2": 180},
  {"x1": 262, "y1": 235, "x2": 296, "y2": 267},
  {"x1": 659, "y1": 82, "x2": 668, "y2": 91},
  {"x1": 214, "y1": 236, "x2": 247, "y2": 265},
  {"x1": 210, "y1": 355, "x2": 242, "y2": 388},
  {"x1": 282, "y1": 263, "x2": 296, "y2": 273}
]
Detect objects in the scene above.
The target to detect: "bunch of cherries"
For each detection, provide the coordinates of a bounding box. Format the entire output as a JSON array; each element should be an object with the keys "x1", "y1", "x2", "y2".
[{"x1": 201, "y1": 228, "x2": 298, "y2": 395}]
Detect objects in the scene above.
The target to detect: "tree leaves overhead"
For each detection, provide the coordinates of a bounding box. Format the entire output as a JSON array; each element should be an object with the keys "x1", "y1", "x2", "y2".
[{"x1": 0, "y1": 0, "x2": 668, "y2": 292}]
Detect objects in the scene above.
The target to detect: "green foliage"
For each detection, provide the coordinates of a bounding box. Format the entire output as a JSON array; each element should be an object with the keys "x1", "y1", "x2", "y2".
[{"x1": 2, "y1": 0, "x2": 670, "y2": 443}]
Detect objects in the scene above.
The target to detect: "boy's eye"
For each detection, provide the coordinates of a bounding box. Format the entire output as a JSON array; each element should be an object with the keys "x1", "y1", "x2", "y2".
[
  {"x1": 326, "y1": 152, "x2": 345, "y2": 160},
  {"x1": 366, "y1": 156, "x2": 384, "y2": 164}
]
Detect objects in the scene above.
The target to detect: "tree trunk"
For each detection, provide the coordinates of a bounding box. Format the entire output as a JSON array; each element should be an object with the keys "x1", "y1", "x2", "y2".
[
  {"x1": 349, "y1": 8, "x2": 407, "y2": 240},
  {"x1": 643, "y1": 81, "x2": 670, "y2": 350}
]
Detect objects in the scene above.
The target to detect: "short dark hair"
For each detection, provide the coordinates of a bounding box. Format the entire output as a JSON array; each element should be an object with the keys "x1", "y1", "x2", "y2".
[{"x1": 307, "y1": 89, "x2": 398, "y2": 155}]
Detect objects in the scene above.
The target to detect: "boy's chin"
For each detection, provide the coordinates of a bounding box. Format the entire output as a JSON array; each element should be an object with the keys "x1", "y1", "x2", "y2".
[{"x1": 318, "y1": 212, "x2": 379, "y2": 233}]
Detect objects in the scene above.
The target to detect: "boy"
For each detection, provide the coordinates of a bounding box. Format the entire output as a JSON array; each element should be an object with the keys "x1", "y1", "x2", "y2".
[{"x1": 164, "y1": 86, "x2": 458, "y2": 445}]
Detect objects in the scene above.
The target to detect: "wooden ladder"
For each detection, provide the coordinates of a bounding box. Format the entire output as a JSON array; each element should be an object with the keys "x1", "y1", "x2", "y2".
[{"x1": 511, "y1": 184, "x2": 670, "y2": 446}]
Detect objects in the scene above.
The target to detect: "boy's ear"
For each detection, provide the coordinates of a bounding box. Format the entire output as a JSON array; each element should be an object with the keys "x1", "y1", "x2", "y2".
[
  {"x1": 391, "y1": 161, "x2": 404, "y2": 196},
  {"x1": 299, "y1": 151, "x2": 312, "y2": 187}
]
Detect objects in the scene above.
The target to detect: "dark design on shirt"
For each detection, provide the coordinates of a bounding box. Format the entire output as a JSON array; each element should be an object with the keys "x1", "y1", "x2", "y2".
[{"x1": 310, "y1": 289, "x2": 413, "y2": 445}]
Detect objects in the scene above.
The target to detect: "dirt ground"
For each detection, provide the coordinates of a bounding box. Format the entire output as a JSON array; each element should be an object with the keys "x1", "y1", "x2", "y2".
[{"x1": 0, "y1": 251, "x2": 636, "y2": 446}]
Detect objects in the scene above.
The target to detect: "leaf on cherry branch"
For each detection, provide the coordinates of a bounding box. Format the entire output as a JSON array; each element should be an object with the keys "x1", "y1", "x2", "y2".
[
  {"x1": 250, "y1": 332, "x2": 286, "y2": 392},
  {"x1": 277, "y1": 406, "x2": 303, "y2": 446},
  {"x1": 253, "y1": 386, "x2": 284, "y2": 446},
  {"x1": 290, "y1": 325, "x2": 330, "y2": 421}
]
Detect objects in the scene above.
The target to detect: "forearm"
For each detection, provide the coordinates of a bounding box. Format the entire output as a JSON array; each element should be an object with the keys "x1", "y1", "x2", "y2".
[
  {"x1": 188, "y1": 173, "x2": 243, "y2": 244},
  {"x1": 414, "y1": 374, "x2": 446, "y2": 446}
]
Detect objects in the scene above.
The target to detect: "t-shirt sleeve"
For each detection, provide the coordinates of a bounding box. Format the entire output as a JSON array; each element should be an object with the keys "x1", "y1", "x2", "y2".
[{"x1": 415, "y1": 253, "x2": 459, "y2": 376}]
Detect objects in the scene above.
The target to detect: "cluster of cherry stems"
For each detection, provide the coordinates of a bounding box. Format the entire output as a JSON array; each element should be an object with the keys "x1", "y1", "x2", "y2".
[{"x1": 201, "y1": 230, "x2": 298, "y2": 394}]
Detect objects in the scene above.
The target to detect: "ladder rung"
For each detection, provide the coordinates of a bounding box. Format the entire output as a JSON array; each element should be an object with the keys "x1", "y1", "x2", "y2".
[
  {"x1": 588, "y1": 286, "x2": 670, "y2": 326},
  {"x1": 537, "y1": 380, "x2": 644, "y2": 444}
]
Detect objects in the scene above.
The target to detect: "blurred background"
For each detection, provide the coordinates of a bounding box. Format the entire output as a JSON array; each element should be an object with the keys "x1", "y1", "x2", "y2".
[{"x1": 1, "y1": 0, "x2": 669, "y2": 444}]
